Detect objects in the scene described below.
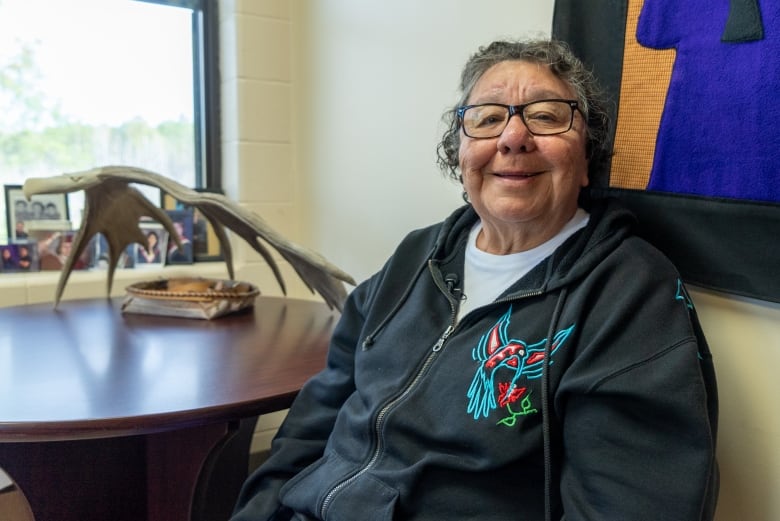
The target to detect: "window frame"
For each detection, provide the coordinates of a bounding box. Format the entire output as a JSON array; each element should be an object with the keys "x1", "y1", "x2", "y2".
[{"x1": 136, "y1": 0, "x2": 221, "y2": 189}]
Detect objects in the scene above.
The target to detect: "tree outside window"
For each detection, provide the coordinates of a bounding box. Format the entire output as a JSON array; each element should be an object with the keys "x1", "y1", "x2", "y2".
[{"x1": 0, "y1": 0, "x2": 216, "y2": 242}]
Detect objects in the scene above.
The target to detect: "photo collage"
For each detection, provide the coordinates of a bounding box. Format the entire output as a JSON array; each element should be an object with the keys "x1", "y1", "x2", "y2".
[{"x1": 2, "y1": 186, "x2": 218, "y2": 274}]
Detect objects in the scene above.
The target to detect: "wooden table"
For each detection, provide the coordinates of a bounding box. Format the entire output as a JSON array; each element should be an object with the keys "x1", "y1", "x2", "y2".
[{"x1": 0, "y1": 296, "x2": 337, "y2": 521}]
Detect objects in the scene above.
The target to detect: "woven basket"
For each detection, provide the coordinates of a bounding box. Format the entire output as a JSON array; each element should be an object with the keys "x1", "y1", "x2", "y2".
[{"x1": 122, "y1": 277, "x2": 260, "y2": 319}]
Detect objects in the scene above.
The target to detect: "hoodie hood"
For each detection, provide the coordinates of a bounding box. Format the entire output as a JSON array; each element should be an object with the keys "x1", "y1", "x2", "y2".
[
  {"x1": 429, "y1": 198, "x2": 636, "y2": 294},
  {"x1": 360, "y1": 198, "x2": 635, "y2": 351}
]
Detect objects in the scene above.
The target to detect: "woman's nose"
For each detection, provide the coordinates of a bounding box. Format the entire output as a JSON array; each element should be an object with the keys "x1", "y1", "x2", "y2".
[{"x1": 497, "y1": 114, "x2": 535, "y2": 152}]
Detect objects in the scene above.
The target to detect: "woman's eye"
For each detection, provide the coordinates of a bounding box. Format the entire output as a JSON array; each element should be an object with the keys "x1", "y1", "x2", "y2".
[
  {"x1": 527, "y1": 111, "x2": 557, "y2": 122},
  {"x1": 476, "y1": 115, "x2": 503, "y2": 126}
]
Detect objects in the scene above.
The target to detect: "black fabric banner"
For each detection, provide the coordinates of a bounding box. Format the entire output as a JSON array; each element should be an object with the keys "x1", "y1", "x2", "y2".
[{"x1": 553, "y1": 0, "x2": 780, "y2": 303}]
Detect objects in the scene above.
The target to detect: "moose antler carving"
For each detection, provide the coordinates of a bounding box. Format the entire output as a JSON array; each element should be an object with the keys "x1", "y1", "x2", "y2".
[{"x1": 23, "y1": 165, "x2": 355, "y2": 311}]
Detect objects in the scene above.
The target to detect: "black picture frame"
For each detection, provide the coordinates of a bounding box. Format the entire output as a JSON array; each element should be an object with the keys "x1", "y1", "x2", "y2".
[
  {"x1": 160, "y1": 189, "x2": 224, "y2": 262},
  {"x1": 4, "y1": 184, "x2": 70, "y2": 242}
]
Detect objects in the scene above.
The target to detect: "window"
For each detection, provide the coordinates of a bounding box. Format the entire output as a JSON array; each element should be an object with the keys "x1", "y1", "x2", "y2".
[{"x1": 0, "y1": 0, "x2": 219, "y2": 241}]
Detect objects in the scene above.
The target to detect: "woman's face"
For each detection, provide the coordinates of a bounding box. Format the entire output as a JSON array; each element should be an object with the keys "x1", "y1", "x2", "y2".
[{"x1": 459, "y1": 60, "x2": 589, "y2": 249}]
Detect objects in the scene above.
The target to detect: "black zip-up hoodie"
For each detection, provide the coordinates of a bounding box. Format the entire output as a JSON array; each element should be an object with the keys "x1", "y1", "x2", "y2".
[{"x1": 232, "y1": 199, "x2": 719, "y2": 521}]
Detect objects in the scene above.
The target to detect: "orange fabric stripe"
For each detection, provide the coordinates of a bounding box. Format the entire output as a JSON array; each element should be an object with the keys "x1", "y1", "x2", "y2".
[{"x1": 610, "y1": 0, "x2": 676, "y2": 189}]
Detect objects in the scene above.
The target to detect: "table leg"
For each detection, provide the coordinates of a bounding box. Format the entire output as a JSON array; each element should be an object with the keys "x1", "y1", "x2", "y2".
[
  {"x1": 0, "y1": 418, "x2": 256, "y2": 521},
  {"x1": 190, "y1": 417, "x2": 257, "y2": 521},
  {"x1": 146, "y1": 417, "x2": 256, "y2": 521},
  {"x1": 146, "y1": 422, "x2": 232, "y2": 521},
  {"x1": 0, "y1": 436, "x2": 147, "y2": 521}
]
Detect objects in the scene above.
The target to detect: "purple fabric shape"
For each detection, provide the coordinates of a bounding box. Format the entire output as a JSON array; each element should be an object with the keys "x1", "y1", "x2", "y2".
[{"x1": 638, "y1": 0, "x2": 780, "y2": 202}]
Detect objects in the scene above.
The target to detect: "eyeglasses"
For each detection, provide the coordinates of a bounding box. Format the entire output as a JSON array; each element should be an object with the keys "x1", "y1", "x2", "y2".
[{"x1": 456, "y1": 99, "x2": 581, "y2": 138}]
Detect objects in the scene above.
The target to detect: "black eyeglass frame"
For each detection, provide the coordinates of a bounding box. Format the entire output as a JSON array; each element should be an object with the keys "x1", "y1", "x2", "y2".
[{"x1": 456, "y1": 98, "x2": 583, "y2": 138}]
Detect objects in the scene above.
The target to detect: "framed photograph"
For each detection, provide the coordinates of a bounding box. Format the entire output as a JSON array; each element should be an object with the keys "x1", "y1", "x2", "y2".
[
  {"x1": 0, "y1": 243, "x2": 39, "y2": 273},
  {"x1": 164, "y1": 208, "x2": 194, "y2": 265},
  {"x1": 135, "y1": 221, "x2": 168, "y2": 268},
  {"x1": 161, "y1": 189, "x2": 224, "y2": 262},
  {"x1": 5, "y1": 185, "x2": 70, "y2": 242},
  {"x1": 32, "y1": 230, "x2": 90, "y2": 272},
  {"x1": 1, "y1": 244, "x2": 20, "y2": 272},
  {"x1": 85, "y1": 233, "x2": 134, "y2": 270}
]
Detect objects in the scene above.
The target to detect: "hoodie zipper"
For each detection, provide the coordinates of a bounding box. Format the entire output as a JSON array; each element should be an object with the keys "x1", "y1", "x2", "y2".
[
  {"x1": 321, "y1": 263, "x2": 460, "y2": 517},
  {"x1": 493, "y1": 288, "x2": 544, "y2": 305},
  {"x1": 432, "y1": 325, "x2": 454, "y2": 352},
  {"x1": 320, "y1": 322, "x2": 456, "y2": 518}
]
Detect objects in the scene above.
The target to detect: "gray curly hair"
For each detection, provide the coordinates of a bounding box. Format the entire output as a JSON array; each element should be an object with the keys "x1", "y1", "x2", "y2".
[{"x1": 436, "y1": 39, "x2": 611, "y2": 182}]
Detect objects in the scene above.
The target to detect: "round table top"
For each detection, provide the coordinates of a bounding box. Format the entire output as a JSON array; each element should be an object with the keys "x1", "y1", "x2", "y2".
[{"x1": 0, "y1": 296, "x2": 338, "y2": 442}]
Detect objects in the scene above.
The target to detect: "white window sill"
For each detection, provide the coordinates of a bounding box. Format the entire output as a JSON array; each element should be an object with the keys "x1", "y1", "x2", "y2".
[{"x1": 0, "y1": 263, "x2": 232, "y2": 308}]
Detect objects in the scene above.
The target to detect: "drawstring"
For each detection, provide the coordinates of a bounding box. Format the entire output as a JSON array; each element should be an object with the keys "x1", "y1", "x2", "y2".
[
  {"x1": 361, "y1": 253, "x2": 433, "y2": 349},
  {"x1": 362, "y1": 205, "x2": 474, "y2": 350},
  {"x1": 542, "y1": 287, "x2": 568, "y2": 521}
]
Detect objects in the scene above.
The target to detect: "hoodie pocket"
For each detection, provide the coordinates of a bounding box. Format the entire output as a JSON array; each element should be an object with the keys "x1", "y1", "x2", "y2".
[
  {"x1": 279, "y1": 451, "x2": 399, "y2": 521},
  {"x1": 324, "y1": 473, "x2": 399, "y2": 521}
]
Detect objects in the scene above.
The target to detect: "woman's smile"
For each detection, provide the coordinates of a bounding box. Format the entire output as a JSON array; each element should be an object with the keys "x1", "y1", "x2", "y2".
[{"x1": 491, "y1": 169, "x2": 544, "y2": 179}]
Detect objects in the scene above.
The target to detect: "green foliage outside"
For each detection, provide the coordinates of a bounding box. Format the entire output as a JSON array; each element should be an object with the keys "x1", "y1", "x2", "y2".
[{"x1": 0, "y1": 38, "x2": 195, "y2": 242}]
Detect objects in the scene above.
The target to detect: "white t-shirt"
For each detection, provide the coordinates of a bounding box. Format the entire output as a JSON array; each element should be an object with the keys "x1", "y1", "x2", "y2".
[{"x1": 457, "y1": 209, "x2": 590, "y2": 321}]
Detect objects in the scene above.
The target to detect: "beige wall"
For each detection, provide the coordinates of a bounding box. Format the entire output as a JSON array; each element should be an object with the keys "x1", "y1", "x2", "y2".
[
  {"x1": 291, "y1": 1, "x2": 554, "y2": 281},
  {"x1": 691, "y1": 289, "x2": 780, "y2": 521}
]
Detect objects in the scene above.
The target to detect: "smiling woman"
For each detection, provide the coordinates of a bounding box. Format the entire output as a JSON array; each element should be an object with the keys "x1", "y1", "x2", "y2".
[
  {"x1": 0, "y1": 0, "x2": 219, "y2": 243},
  {"x1": 230, "y1": 39, "x2": 718, "y2": 521}
]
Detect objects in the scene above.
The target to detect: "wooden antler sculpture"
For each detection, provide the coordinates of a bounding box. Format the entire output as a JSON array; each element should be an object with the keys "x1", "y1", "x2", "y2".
[{"x1": 23, "y1": 165, "x2": 355, "y2": 311}]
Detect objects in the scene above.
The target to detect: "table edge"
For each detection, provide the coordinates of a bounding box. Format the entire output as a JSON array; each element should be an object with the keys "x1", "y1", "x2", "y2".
[{"x1": 0, "y1": 390, "x2": 299, "y2": 443}]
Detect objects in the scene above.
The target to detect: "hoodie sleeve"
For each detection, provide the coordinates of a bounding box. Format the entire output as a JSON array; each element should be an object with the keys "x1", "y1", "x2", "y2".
[
  {"x1": 560, "y1": 339, "x2": 718, "y2": 520},
  {"x1": 557, "y1": 252, "x2": 718, "y2": 520},
  {"x1": 230, "y1": 281, "x2": 372, "y2": 521}
]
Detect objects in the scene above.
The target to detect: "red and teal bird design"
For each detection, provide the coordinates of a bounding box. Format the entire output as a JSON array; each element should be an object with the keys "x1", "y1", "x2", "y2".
[{"x1": 467, "y1": 307, "x2": 573, "y2": 424}]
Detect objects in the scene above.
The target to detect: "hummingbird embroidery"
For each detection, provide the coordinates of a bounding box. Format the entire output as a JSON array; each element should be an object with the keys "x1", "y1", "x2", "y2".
[{"x1": 467, "y1": 307, "x2": 574, "y2": 421}]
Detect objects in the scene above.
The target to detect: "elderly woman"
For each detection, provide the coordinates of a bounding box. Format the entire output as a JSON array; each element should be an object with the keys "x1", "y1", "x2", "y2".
[{"x1": 233, "y1": 40, "x2": 718, "y2": 521}]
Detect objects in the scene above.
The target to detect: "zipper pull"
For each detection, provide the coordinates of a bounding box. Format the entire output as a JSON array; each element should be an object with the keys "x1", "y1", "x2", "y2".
[{"x1": 432, "y1": 325, "x2": 454, "y2": 352}]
